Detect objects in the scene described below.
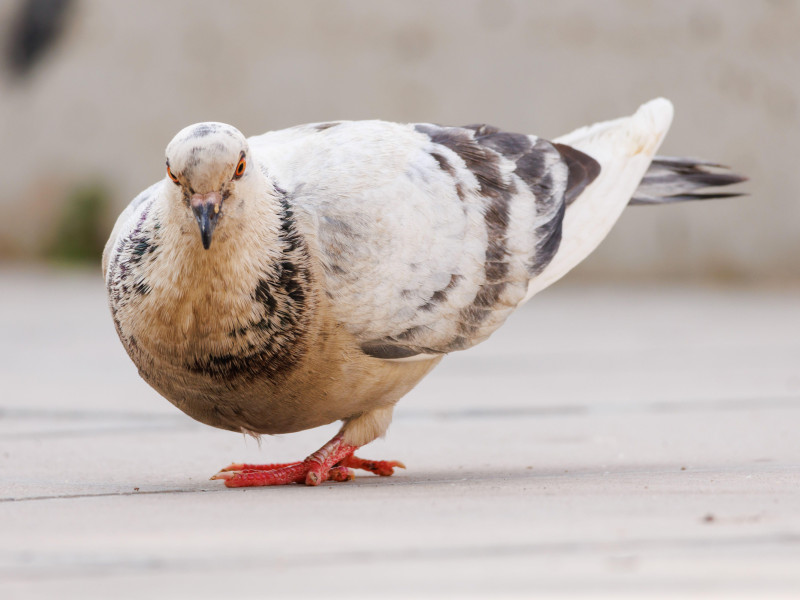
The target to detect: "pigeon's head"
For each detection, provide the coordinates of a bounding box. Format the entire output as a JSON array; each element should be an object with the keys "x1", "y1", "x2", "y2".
[{"x1": 165, "y1": 122, "x2": 252, "y2": 250}]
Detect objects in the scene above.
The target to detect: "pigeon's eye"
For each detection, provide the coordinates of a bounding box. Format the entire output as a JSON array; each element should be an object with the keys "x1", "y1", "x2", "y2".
[
  {"x1": 167, "y1": 165, "x2": 180, "y2": 185},
  {"x1": 233, "y1": 157, "x2": 246, "y2": 180}
]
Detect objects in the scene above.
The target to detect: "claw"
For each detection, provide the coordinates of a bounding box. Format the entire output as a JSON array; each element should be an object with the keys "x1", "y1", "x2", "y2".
[{"x1": 219, "y1": 463, "x2": 245, "y2": 472}]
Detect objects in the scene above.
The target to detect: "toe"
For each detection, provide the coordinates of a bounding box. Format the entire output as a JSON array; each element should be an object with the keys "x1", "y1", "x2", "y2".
[
  {"x1": 341, "y1": 456, "x2": 406, "y2": 476},
  {"x1": 219, "y1": 463, "x2": 245, "y2": 472}
]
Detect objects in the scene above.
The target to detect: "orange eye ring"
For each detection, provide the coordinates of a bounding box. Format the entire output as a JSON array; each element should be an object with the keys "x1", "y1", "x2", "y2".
[
  {"x1": 167, "y1": 165, "x2": 179, "y2": 184},
  {"x1": 233, "y1": 157, "x2": 246, "y2": 180}
]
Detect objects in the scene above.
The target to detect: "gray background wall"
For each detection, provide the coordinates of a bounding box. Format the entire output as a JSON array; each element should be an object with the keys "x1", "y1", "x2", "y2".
[{"x1": 0, "y1": 0, "x2": 797, "y2": 280}]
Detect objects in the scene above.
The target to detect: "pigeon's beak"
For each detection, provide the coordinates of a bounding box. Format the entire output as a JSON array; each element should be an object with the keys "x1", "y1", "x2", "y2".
[{"x1": 190, "y1": 191, "x2": 223, "y2": 250}]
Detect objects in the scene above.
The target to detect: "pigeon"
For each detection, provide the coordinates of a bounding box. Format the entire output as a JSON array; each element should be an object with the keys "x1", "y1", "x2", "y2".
[{"x1": 103, "y1": 98, "x2": 744, "y2": 487}]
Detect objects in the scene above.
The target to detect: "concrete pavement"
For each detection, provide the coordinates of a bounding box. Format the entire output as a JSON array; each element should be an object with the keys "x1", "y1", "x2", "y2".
[{"x1": 1, "y1": 268, "x2": 799, "y2": 598}]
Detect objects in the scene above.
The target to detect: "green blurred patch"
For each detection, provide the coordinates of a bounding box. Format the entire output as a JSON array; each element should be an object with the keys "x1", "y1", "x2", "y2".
[{"x1": 46, "y1": 182, "x2": 110, "y2": 263}]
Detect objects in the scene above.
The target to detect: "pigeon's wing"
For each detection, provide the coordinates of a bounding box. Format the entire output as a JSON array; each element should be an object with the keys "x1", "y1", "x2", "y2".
[
  {"x1": 249, "y1": 120, "x2": 597, "y2": 359},
  {"x1": 524, "y1": 98, "x2": 674, "y2": 299}
]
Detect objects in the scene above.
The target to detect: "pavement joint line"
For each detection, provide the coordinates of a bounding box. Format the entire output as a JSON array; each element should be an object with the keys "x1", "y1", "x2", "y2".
[
  {"x1": 0, "y1": 408, "x2": 189, "y2": 421},
  {"x1": 1, "y1": 395, "x2": 798, "y2": 441},
  {"x1": 0, "y1": 487, "x2": 220, "y2": 503},
  {"x1": 0, "y1": 423, "x2": 198, "y2": 441},
  {"x1": 3, "y1": 463, "x2": 798, "y2": 503},
  {"x1": 2, "y1": 533, "x2": 800, "y2": 582},
  {"x1": 397, "y1": 397, "x2": 800, "y2": 420}
]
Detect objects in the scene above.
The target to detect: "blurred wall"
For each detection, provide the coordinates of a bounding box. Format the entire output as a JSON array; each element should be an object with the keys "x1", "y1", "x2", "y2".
[{"x1": 0, "y1": 0, "x2": 797, "y2": 280}]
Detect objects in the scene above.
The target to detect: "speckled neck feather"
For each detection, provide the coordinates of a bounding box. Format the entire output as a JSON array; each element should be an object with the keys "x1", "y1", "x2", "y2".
[{"x1": 107, "y1": 184, "x2": 315, "y2": 388}]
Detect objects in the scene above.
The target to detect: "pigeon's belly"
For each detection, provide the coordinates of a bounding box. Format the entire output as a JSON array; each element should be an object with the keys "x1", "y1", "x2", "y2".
[
  {"x1": 142, "y1": 351, "x2": 441, "y2": 436},
  {"x1": 121, "y1": 299, "x2": 442, "y2": 435}
]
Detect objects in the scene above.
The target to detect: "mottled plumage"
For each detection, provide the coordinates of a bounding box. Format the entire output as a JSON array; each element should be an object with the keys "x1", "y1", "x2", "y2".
[{"x1": 103, "y1": 98, "x2": 744, "y2": 486}]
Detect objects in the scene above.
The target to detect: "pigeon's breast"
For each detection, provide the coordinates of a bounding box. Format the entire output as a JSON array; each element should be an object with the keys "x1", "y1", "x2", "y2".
[{"x1": 113, "y1": 246, "x2": 291, "y2": 362}]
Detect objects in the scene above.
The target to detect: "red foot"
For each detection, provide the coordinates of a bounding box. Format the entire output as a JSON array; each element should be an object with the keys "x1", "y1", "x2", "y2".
[{"x1": 210, "y1": 434, "x2": 405, "y2": 488}]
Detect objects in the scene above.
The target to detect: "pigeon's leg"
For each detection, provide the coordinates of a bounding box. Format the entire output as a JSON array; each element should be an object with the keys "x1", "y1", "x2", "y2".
[{"x1": 210, "y1": 407, "x2": 403, "y2": 487}]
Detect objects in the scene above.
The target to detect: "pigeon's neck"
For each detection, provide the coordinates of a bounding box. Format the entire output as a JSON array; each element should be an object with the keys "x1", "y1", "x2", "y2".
[
  {"x1": 135, "y1": 189, "x2": 317, "y2": 375},
  {"x1": 212, "y1": 196, "x2": 316, "y2": 381}
]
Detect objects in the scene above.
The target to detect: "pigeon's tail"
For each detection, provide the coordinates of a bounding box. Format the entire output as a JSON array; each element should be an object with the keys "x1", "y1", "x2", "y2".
[{"x1": 630, "y1": 157, "x2": 747, "y2": 205}]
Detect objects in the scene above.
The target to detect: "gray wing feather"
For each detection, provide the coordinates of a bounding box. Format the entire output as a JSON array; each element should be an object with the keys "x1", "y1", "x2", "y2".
[{"x1": 348, "y1": 124, "x2": 597, "y2": 358}]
